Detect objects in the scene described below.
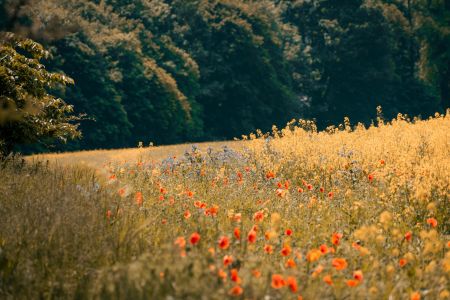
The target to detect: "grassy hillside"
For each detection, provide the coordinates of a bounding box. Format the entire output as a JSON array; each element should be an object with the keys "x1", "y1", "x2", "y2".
[{"x1": 1, "y1": 114, "x2": 450, "y2": 299}]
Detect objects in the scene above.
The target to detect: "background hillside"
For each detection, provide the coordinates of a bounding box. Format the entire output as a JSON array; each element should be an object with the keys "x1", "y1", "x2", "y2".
[{"x1": 1, "y1": 0, "x2": 448, "y2": 152}]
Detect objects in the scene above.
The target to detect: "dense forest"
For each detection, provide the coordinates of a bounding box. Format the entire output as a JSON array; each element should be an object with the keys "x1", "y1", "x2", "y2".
[{"x1": 1, "y1": 0, "x2": 449, "y2": 151}]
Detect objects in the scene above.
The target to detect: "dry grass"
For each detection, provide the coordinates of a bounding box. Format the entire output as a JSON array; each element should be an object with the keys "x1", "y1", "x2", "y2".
[{"x1": 2, "y1": 113, "x2": 450, "y2": 300}]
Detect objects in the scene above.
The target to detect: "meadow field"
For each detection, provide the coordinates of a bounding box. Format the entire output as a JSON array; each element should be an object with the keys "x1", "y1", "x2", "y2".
[{"x1": 1, "y1": 113, "x2": 450, "y2": 299}]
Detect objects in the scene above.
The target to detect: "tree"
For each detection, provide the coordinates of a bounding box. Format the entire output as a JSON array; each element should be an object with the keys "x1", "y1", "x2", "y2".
[{"x1": 0, "y1": 32, "x2": 80, "y2": 157}]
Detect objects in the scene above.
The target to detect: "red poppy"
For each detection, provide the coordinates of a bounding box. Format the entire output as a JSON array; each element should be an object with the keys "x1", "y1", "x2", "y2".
[
  {"x1": 353, "y1": 270, "x2": 363, "y2": 281},
  {"x1": 271, "y1": 274, "x2": 285, "y2": 289},
  {"x1": 319, "y1": 244, "x2": 328, "y2": 254},
  {"x1": 234, "y1": 227, "x2": 241, "y2": 239},
  {"x1": 264, "y1": 244, "x2": 273, "y2": 254},
  {"x1": 135, "y1": 192, "x2": 143, "y2": 206},
  {"x1": 229, "y1": 286, "x2": 243, "y2": 296},
  {"x1": 248, "y1": 230, "x2": 257, "y2": 243},
  {"x1": 405, "y1": 231, "x2": 412, "y2": 242},
  {"x1": 189, "y1": 232, "x2": 200, "y2": 245},
  {"x1": 231, "y1": 269, "x2": 241, "y2": 283},
  {"x1": 399, "y1": 258, "x2": 407, "y2": 267},
  {"x1": 184, "y1": 210, "x2": 191, "y2": 219},
  {"x1": 332, "y1": 258, "x2": 348, "y2": 270},
  {"x1": 219, "y1": 236, "x2": 230, "y2": 250},
  {"x1": 426, "y1": 218, "x2": 438, "y2": 228},
  {"x1": 286, "y1": 276, "x2": 298, "y2": 293},
  {"x1": 346, "y1": 279, "x2": 359, "y2": 287},
  {"x1": 323, "y1": 275, "x2": 333, "y2": 285},
  {"x1": 285, "y1": 228, "x2": 293, "y2": 236},
  {"x1": 281, "y1": 244, "x2": 292, "y2": 256},
  {"x1": 331, "y1": 233, "x2": 343, "y2": 246},
  {"x1": 253, "y1": 211, "x2": 264, "y2": 222},
  {"x1": 223, "y1": 255, "x2": 233, "y2": 267}
]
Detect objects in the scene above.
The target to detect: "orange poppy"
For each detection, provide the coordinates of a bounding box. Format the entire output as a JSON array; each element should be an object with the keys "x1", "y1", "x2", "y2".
[
  {"x1": 135, "y1": 192, "x2": 143, "y2": 206},
  {"x1": 331, "y1": 233, "x2": 343, "y2": 246},
  {"x1": 405, "y1": 231, "x2": 412, "y2": 242},
  {"x1": 281, "y1": 245, "x2": 292, "y2": 257},
  {"x1": 271, "y1": 274, "x2": 285, "y2": 289},
  {"x1": 219, "y1": 236, "x2": 230, "y2": 250},
  {"x1": 231, "y1": 268, "x2": 241, "y2": 284},
  {"x1": 264, "y1": 244, "x2": 273, "y2": 254},
  {"x1": 266, "y1": 171, "x2": 275, "y2": 179},
  {"x1": 426, "y1": 218, "x2": 438, "y2": 228},
  {"x1": 410, "y1": 292, "x2": 420, "y2": 300},
  {"x1": 174, "y1": 236, "x2": 186, "y2": 248},
  {"x1": 306, "y1": 249, "x2": 322, "y2": 262},
  {"x1": 323, "y1": 275, "x2": 333, "y2": 285},
  {"x1": 399, "y1": 258, "x2": 408, "y2": 267},
  {"x1": 184, "y1": 210, "x2": 191, "y2": 219},
  {"x1": 234, "y1": 227, "x2": 241, "y2": 239},
  {"x1": 346, "y1": 279, "x2": 359, "y2": 287},
  {"x1": 248, "y1": 230, "x2": 257, "y2": 243},
  {"x1": 353, "y1": 270, "x2": 363, "y2": 281},
  {"x1": 223, "y1": 255, "x2": 233, "y2": 267},
  {"x1": 189, "y1": 232, "x2": 200, "y2": 245},
  {"x1": 286, "y1": 258, "x2": 296, "y2": 268},
  {"x1": 229, "y1": 286, "x2": 243, "y2": 296},
  {"x1": 286, "y1": 276, "x2": 298, "y2": 293},
  {"x1": 332, "y1": 258, "x2": 348, "y2": 270}
]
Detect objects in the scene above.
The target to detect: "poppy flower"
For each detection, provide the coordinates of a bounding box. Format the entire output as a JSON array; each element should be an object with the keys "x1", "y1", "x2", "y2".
[
  {"x1": 189, "y1": 232, "x2": 200, "y2": 245},
  {"x1": 266, "y1": 171, "x2": 275, "y2": 179},
  {"x1": 229, "y1": 286, "x2": 243, "y2": 296},
  {"x1": 184, "y1": 210, "x2": 191, "y2": 219},
  {"x1": 368, "y1": 174, "x2": 374, "y2": 182},
  {"x1": 426, "y1": 218, "x2": 438, "y2": 228},
  {"x1": 285, "y1": 228, "x2": 293, "y2": 236},
  {"x1": 346, "y1": 279, "x2": 359, "y2": 287},
  {"x1": 306, "y1": 249, "x2": 322, "y2": 262},
  {"x1": 353, "y1": 270, "x2": 363, "y2": 281},
  {"x1": 174, "y1": 237, "x2": 186, "y2": 248},
  {"x1": 332, "y1": 258, "x2": 348, "y2": 270},
  {"x1": 271, "y1": 274, "x2": 285, "y2": 289},
  {"x1": 323, "y1": 275, "x2": 333, "y2": 285},
  {"x1": 307, "y1": 184, "x2": 313, "y2": 191},
  {"x1": 118, "y1": 188, "x2": 126, "y2": 197},
  {"x1": 218, "y1": 268, "x2": 227, "y2": 281},
  {"x1": 297, "y1": 187, "x2": 304, "y2": 193},
  {"x1": 248, "y1": 230, "x2": 257, "y2": 243},
  {"x1": 331, "y1": 233, "x2": 343, "y2": 246},
  {"x1": 399, "y1": 258, "x2": 407, "y2": 267},
  {"x1": 264, "y1": 244, "x2": 273, "y2": 254},
  {"x1": 252, "y1": 269, "x2": 261, "y2": 278},
  {"x1": 312, "y1": 265, "x2": 324, "y2": 277},
  {"x1": 281, "y1": 244, "x2": 292, "y2": 256},
  {"x1": 223, "y1": 255, "x2": 233, "y2": 267},
  {"x1": 219, "y1": 236, "x2": 230, "y2": 250},
  {"x1": 320, "y1": 187, "x2": 325, "y2": 193},
  {"x1": 286, "y1": 276, "x2": 298, "y2": 293},
  {"x1": 410, "y1": 292, "x2": 420, "y2": 300},
  {"x1": 253, "y1": 211, "x2": 264, "y2": 222},
  {"x1": 135, "y1": 192, "x2": 143, "y2": 206},
  {"x1": 106, "y1": 210, "x2": 112, "y2": 219},
  {"x1": 319, "y1": 244, "x2": 328, "y2": 254},
  {"x1": 286, "y1": 258, "x2": 296, "y2": 268},
  {"x1": 328, "y1": 192, "x2": 333, "y2": 199},
  {"x1": 234, "y1": 227, "x2": 241, "y2": 239},
  {"x1": 405, "y1": 231, "x2": 412, "y2": 242},
  {"x1": 231, "y1": 269, "x2": 241, "y2": 283}
]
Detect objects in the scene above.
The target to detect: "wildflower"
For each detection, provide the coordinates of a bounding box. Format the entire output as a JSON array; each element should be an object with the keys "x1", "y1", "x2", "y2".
[
  {"x1": 286, "y1": 276, "x2": 298, "y2": 293},
  {"x1": 410, "y1": 291, "x2": 421, "y2": 300},
  {"x1": 253, "y1": 211, "x2": 264, "y2": 222},
  {"x1": 248, "y1": 230, "x2": 257, "y2": 243},
  {"x1": 223, "y1": 255, "x2": 233, "y2": 267},
  {"x1": 271, "y1": 274, "x2": 285, "y2": 289},
  {"x1": 346, "y1": 279, "x2": 359, "y2": 287},
  {"x1": 286, "y1": 258, "x2": 296, "y2": 268},
  {"x1": 353, "y1": 270, "x2": 363, "y2": 281},
  {"x1": 312, "y1": 265, "x2": 324, "y2": 277},
  {"x1": 219, "y1": 236, "x2": 230, "y2": 250},
  {"x1": 229, "y1": 286, "x2": 243, "y2": 296},
  {"x1": 106, "y1": 210, "x2": 112, "y2": 219},
  {"x1": 332, "y1": 258, "x2": 348, "y2": 270},
  {"x1": 328, "y1": 191, "x2": 333, "y2": 199},
  {"x1": 323, "y1": 275, "x2": 333, "y2": 285},
  {"x1": 307, "y1": 184, "x2": 313, "y2": 191},
  {"x1": 174, "y1": 237, "x2": 186, "y2": 249},
  {"x1": 208, "y1": 247, "x2": 215, "y2": 256},
  {"x1": 285, "y1": 228, "x2": 293, "y2": 236},
  {"x1": 426, "y1": 217, "x2": 438, "y2": 228},
  {"x1": 320, "y1": 187, "x2": 325, "y2": 193},
  {"x1": 306, "y1": 249, "x2": 322, "y2": 262},
  {"x1": 281, "y1": 244, "x2": 292, "y2": 256},
  {"x1": 161, "y1": 219, "x2": 167, "y2": 225},
  {"x1": 264, "y1": 244, "x2": 273, "y2": 254},
  {"x1": 231, "y1": 269, "x2": 241, "y2": 283},
  {"x1": 184, "y1": 210, "x2": 191, "y2": 219},
  {"x1": 266, "y1": 171, "x2": 275, "y2": 179},
  {"x1": 218, "y1": 268, "x2": 227, "y2": 281},
  {"x1": 368, "y1": 174, "x2": 374, "y2": 182},
  {"x1": 189, "y1": 232, "x2": 200, "y2": 245},
  {"x1": 399, "y1": 258, "x2": 408, "y2": 267},
  {"x1": 319, "y1": 244, "x2": 328, "y2": 254},
  {"x1": 118, "y1": 188, "x2": 126, "y2": 197},
  {"x1": 352, "y1": 241, "x2": 362, "y2": 250},
  {"x1": 405, "y1": 231, "x2": 412, "y2": 242},
  {"x1": 135, "y1": 192, "x2": 143, "y2": 206},
  {"x1": 331, "y1": 233, "x2": 343, "y2": 246},
  {"x1": 297, "y1": 187, "x2": 304, "y2": 193},
  {"x1": 252, "y1": 269, "x2": 261, "y2": 278},
  {"x1": 234, "y1": 227, "x2": 241, "y2": 239}
]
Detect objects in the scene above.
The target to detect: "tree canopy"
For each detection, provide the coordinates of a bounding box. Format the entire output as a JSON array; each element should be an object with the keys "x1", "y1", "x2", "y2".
[{"x1": 0, "y1": 0, "x2": 447, "y2": 152}]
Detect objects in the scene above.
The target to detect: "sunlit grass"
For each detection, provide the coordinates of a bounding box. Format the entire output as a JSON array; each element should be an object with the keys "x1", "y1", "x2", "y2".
[{"x1": 2, "y1": 112, "x2": 450, "y2": 299}]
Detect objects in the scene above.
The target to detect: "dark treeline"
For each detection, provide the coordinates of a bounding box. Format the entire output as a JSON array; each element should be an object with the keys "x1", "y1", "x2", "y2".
[{"x1": 1, "y1": 0, "x2": 448, "y2": 151}]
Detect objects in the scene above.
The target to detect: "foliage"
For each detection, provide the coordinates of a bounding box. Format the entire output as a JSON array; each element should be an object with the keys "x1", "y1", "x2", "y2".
[
  {"x1": 1, "y1": 113, "x2": 449, "y2": 299},
  {"x1": 0, "y1": 32, "x2": 80, "y2": 157}
]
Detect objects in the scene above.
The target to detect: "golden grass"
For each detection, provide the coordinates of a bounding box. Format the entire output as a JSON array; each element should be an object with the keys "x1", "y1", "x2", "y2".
[{"x1": 2, "y1": 112, "x2": 450, "y2": 299}]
